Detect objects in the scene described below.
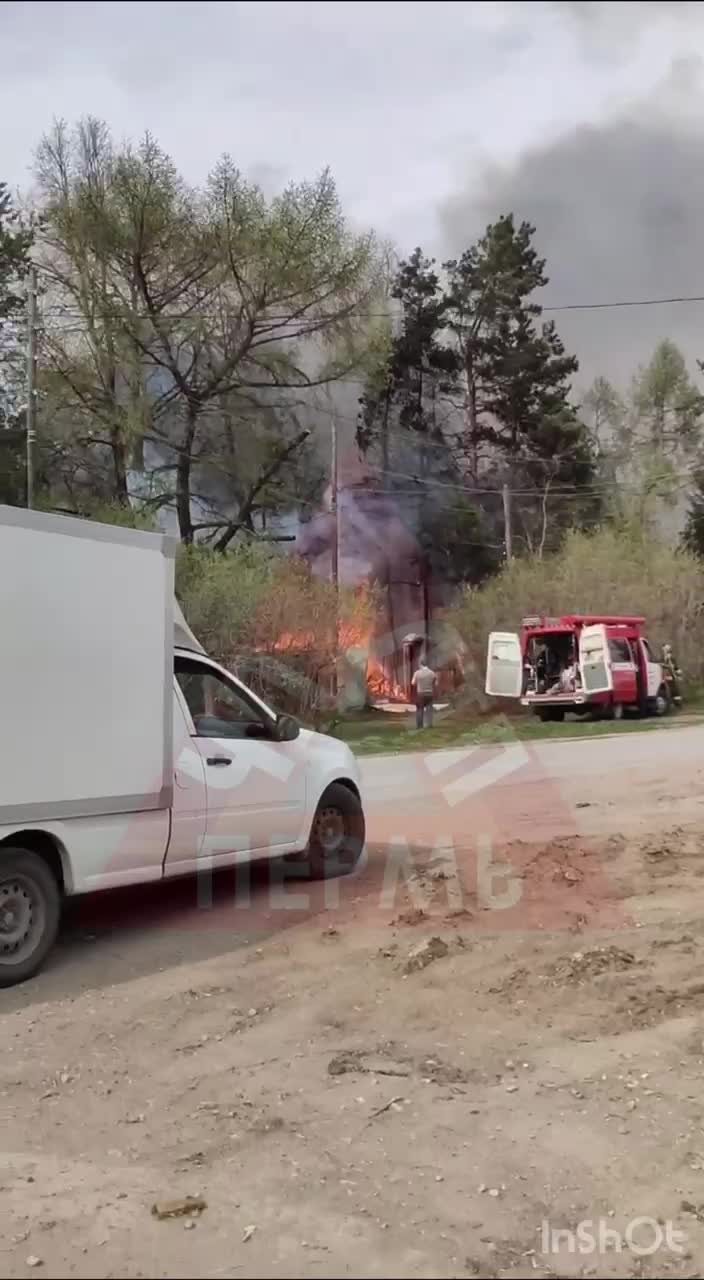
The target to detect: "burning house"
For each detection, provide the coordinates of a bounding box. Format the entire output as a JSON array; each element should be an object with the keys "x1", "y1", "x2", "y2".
[{"x1": 296, "y1": 476, "x2": 466, "y2": 707}]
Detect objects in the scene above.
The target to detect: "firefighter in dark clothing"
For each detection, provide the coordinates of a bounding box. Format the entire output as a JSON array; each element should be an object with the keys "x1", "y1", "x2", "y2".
[{"x1": 662, "y1": 643, "x2": 683, "y2": 705}]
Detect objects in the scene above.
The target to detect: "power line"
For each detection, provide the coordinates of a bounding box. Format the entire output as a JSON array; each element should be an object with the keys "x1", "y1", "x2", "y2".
[
  {"x1": 362, "y1": 460, "x2": 698, "y2": 499},
  {"x1": 30, "y1": 284, "x2": 704, "y2": 325},
  {"x1": 543, "y1": 294, "x2": 704, "y2": 313}
]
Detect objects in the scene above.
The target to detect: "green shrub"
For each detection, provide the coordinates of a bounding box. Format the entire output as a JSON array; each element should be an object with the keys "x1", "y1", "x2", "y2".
[
  {"x1": 176, "y1": 544, "x2": 378, "y2": 723},
  {"x1": 175, "y1": 542, "x2": 278, "y2": 661}
]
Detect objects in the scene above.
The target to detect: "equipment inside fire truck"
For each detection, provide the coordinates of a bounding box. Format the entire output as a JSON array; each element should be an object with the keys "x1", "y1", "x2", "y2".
[{"x1": 485, "y1": 615, "x2": 680, "y2": 722}]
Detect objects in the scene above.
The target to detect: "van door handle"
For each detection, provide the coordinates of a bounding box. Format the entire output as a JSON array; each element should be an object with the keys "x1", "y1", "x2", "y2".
[{"x1": 207, "y1": 756, "x2": 232, "y2": 767}]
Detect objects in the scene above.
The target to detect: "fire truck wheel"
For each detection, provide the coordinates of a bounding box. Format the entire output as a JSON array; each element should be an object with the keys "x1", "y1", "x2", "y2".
[{"x1": 652, "y1": 685, "x2": 672, "y2": 717}]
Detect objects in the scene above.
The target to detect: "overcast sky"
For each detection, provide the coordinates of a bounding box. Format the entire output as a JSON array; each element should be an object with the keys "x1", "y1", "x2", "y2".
[{"x1": 3, "y1": 0, "x2": 704, "y2": 383}]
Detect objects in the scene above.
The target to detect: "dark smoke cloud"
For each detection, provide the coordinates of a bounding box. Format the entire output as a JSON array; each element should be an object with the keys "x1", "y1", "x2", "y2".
[
  {"x1": 554, "y1": 1, "x2": 695, "y2": 28},
  {"x1": 552, "y1": 0, "x2": 699, "y2": 57},
  {"x1": 440, "y1": 63, "x2": 704, "y2": 390}
]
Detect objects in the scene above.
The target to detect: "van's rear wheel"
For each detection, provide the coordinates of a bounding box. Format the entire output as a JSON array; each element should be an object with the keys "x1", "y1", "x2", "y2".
[
  {"x1": 0, "y1": 850, "x2": 61, "y2": 987},
  {"x1": 300, "y1": 784, "x2": 366, "y2": 879}
]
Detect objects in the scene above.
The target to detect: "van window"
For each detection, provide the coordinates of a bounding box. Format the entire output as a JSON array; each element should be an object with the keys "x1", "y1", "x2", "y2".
[
  {"x1": 493, "y1": 640, "x2": 518, "y2": 662},
  {"x1": 175, "y1": 656, "x2": 271, "y2": 739},
  {"x1": 608, "y1": 638, "x2": 632, "y2": 663}
]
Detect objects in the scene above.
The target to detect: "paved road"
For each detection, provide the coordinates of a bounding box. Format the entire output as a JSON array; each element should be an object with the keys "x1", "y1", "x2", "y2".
[
  {"x1": 362, "y1": 721, "x2": 704, "y2": 842},
  {"x1": 362, "y1": 721, "x2": 703, "y2": 802},
  {"x1": 4, "y1": 723, "x2": 702, "y2": 1010}
]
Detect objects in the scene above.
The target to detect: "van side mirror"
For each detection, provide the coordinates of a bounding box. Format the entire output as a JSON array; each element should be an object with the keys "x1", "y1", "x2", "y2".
[{"x1": 275, "y1": 713, "x2": 300, "y2": 742}]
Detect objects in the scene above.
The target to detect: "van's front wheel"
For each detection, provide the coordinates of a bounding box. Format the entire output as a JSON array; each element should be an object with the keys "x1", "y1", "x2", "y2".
[
  {"x1": 0, "y1": 850, "x2": 61, "y2": 988},
  {"x1": 301, "y1": 784, "x2": 366, "y2": 879},
  {"x1": 652, "y1": 685, "x2": 672, "y2": 717}
]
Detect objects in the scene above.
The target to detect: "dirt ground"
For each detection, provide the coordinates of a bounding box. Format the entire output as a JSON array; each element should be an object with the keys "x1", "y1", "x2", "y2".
[{"x1": 4, "y1": 733, "x2": 704, "y2": 1279}]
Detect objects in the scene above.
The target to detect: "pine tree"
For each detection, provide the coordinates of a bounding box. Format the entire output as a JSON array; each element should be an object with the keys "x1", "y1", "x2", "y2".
[
  {"x1": 443, "y1": 215, "x2": 594, "y2": 553},
  {"x1": 682, "y1": 469, "x2": 704, "y2": 558},
  {"x1": 443, "y1": 214, "x2": 581, "y2": 474},
  {"x1": 357, "y1": 249, "x2": 495, "y2": 588},
  {"x1": 357, "y1": 247, "x2": 457, "y2": 470},
  {"x1": 359, "y1": 219, "x2": 595, "y2": 566},
  {"x1": 633, "y1": 340, "x2": 703, "y2": 458}
]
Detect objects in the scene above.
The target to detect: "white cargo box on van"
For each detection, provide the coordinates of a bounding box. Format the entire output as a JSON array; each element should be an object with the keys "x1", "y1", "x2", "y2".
[{"x1": 0, "y1": 506, "x2": 176, "y2": 823}]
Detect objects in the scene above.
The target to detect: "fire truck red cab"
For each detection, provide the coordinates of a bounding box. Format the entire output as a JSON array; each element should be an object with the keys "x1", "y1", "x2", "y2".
[{"x1": 485, "y1": 614, "x2": 672, "y2": 722}]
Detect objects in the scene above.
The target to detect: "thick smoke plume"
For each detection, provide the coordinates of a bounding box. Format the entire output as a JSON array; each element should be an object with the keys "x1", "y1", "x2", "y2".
[{"x1": 441, "y1": 53, "x2": 704, "y2": 389}]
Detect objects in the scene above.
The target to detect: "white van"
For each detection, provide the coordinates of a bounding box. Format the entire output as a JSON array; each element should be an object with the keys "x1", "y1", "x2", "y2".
[{"x1": 0, "y1": 507, "x2": 365, "y2": 986}]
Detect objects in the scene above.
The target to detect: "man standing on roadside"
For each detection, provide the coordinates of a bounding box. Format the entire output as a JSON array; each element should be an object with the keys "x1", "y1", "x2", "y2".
[{"x1": 411, "y1": 656, "x2": 437, "y2": 729}]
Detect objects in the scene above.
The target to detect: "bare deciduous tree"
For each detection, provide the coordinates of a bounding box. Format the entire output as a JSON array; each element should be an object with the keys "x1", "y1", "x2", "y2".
[{"x1": 34, "y1": 119, "x2": 385, "y2": 541}]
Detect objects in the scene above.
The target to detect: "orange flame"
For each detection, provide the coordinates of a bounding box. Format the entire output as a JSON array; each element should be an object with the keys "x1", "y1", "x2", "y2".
[
  {"x1": 271, "y1": 630, "x2": 317, "y2": 652},
  {"x1": 366, "y1": 654, "x2": 407, "y2": 702},
  {"x1": 269, "y1": 623, "x2": 409, "y2": 702}
]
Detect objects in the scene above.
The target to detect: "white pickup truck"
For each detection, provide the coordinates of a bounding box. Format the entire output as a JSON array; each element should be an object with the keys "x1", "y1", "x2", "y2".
[{"x1": 0, "y1": 506, "x2": 365, "y2": 987}]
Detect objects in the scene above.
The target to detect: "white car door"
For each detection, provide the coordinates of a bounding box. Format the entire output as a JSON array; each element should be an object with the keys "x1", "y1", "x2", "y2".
[
  {"x1": 163, "y1": 685, "x2": 208, "y2": 875},
  {"x1": 485, "y1": 631, "x2": 523, "y2": 697},
  {"x1": 579, "y1": 624, "x2": 613, "y2": 694},
  {"x1": 174, "y1": 654, "x2": 308, "y2": 860}
]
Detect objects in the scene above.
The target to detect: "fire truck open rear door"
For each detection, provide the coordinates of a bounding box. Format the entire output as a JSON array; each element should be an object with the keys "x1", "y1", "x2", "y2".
[
  {"x1": 579, "y1": 623, "x2": 613, "y2": 695},
  {"x1": 485, "y1": 631, "x2": 523, "y2": 697}
]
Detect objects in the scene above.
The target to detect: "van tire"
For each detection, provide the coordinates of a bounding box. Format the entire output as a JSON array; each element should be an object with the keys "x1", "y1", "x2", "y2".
[
  {"x1": 0, "y1": 849, "x2": 61, "y2": 987},
  {"x1": 652, "y1": 685, "x2": 672, "y2": 717},
  {"x1": 299, "y1": 784, "x2": 366, "y2": 880}
]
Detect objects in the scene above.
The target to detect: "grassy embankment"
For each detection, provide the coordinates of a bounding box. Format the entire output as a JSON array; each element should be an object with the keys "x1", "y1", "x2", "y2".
[{"x1": 331, "y1": 699, "x2": 704, "y2": 755}]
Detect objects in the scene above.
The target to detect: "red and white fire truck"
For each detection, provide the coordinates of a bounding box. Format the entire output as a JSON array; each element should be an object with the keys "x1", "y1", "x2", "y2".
[{"x1": 485, "y1": 614, "x2": 676, "y2": 722}]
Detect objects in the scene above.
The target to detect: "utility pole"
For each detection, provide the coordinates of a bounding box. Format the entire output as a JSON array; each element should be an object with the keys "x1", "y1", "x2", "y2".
[
  {"x1": 502, "y1": 482, "x2": 513, "y2": 561},
  {"x1": 331, "y1": 411, "x2": 339, "y2": 587},
  {"x1": 380, "y1": 393, "x2": 390, "y2": 480},
  {"x1": 25, "y1": 265, "x2": 37, "y2": 509},
  {"x1": 421, "y1": 555, "x2": 430, "y2": 659},
  {"x1": 330, "y1": 411, "x2": 339, "y2": 702}
]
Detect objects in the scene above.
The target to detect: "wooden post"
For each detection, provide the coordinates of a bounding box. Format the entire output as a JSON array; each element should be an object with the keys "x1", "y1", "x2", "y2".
[{"x1": 502, "y1": 483, "x2": 513, "y2": 560}]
